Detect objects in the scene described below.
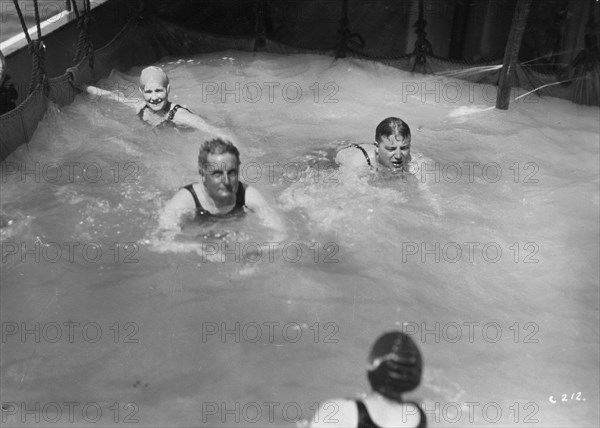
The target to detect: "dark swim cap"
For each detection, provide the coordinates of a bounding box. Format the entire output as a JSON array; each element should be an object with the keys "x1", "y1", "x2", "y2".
[{"x1": 367, "y1": 331, "x2": 422, "y2": 400}]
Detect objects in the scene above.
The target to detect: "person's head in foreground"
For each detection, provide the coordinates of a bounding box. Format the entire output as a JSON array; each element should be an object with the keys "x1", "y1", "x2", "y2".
[
  {"x1": 368, "y1": 330, "x2": 422, "y2": 401},
  {"x1": 306, "y1": 330, "x2": 424, "y2": 428},
  {"x1": 375, "y1": 117, "x2": 412, "y2": 171},
  {"x1": 198, "y1": 138, "x2": 241, "y2": 208},
  {"x1": 139, "y1": 66, "x2": 171, "y2": 112}
]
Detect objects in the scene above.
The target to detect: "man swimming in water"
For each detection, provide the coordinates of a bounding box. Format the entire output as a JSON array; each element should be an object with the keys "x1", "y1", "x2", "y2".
[
  {"x1": 80, "y1": 66, "x2": 234, "y2": 138},
  {"x1": 159, "y1": 138, "x2": 284, "y2": 234},
  {"x1": 306, "y1": 331, "x2": 426, "y2": 428},
  {"x1": 335, "y1": 117, "x2": 412, "y2": 172}
]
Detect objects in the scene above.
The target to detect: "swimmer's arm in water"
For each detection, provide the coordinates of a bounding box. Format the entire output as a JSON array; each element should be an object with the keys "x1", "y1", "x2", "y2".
[
  {"x1": 78, "y1": 84, "x2": 141, "y2": 107},
  {"x1": 171, "y1": 108, "x2": 239, "y2": 142},
  {"x1": 244, "y1": 186, "x2": 286, "y2": 239},
  {"x1": 158, "y1": 188, "x2": 197, "y2": 232}
]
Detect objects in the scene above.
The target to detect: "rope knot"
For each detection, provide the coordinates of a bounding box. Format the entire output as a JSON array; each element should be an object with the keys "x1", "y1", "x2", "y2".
[
  {"x1": 338, "y1": 28, "x2": 365, "y2": 50},
  {"x1": 27, "y1": 40, "x2": 47, "y2": 94},
  {"x1": 336, "y1": 16, "x2": 365, "y2": 59}
]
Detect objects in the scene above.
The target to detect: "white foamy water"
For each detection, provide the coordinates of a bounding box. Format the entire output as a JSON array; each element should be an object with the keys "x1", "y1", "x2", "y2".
[{"x1": 1, "y1": 52, "x2": 598, "y2": 427}]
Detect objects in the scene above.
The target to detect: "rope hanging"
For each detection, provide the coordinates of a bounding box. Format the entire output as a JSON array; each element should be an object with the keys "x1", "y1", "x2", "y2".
[
  {"x1": 32, "y1": 0, "x2": 43, "y2": 40},
  {"x1": 11, "y1": 0, "x2": 47, "y2": 94},
  {"x1": 72, "y1": 0, "x2": 94, "y2": 67},
  {"x1": 27, "y1": 40, "x2": 47, "y2": 94},
  {"x1": 70, "y1": 0, "x2": 80, "y2": 20},
  {"x1": 570, "y1": 0, "x2": 600, "y2": 74},
  {"x1": 411, "y1": 0, "x2": 433, "y2": 72},
  {"x1": 254, "y1": 0, "x2": 267, "y2": 51},
  {"x1": 335, "y1": 0, "x2": 365, "y2": 59},
  {"x1": 12, "y1": 0, "x2": 32, "y2": 44},
  {"x1": 564, "y1": 0, "x2": 600, "y2": 105}
]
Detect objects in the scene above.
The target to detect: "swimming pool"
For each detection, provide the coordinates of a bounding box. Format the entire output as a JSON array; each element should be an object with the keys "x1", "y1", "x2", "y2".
[{"x1": 1, "y1": 51, "x2": 599, "y2": 427}]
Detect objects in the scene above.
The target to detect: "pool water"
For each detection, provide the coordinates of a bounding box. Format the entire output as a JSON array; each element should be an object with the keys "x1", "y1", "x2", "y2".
[{"x1": 1, "y1": 51, "x2": 599, "y2": 427}]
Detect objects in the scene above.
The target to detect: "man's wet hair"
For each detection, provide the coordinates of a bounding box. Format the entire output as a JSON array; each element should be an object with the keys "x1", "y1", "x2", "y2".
[
  {"x1": 375, "y1": 117, "x2": 411, "y2": 143},
  {"x1": 198, "y1": 138, "x2": 241, "y2": 174}
]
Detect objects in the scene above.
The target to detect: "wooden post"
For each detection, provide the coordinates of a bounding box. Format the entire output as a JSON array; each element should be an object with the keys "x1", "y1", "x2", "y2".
[
  {"x1": 335, "y1": 0, "x2": 349, "y2": 58},
  {"x1": 496, "y1": 0, "x2": 533, "y2": 110}
]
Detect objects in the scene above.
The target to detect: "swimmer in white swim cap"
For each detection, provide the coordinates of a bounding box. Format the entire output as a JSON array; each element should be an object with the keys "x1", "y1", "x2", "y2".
[{"x1": 76, "y1": 65, "x2": 236, "y2": 141}]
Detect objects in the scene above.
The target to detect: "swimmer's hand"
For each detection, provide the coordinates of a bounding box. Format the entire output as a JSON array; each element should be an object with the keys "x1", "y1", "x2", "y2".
[{"x1": 77, "y1": 84, "x2": 128, "y2": 103}]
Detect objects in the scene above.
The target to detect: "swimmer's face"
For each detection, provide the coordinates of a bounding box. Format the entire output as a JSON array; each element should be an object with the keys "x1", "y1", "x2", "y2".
[
  {"x1": 140, "y1": 81, "x2": 170, "y2": 112},
  {"x1": 201, "y1": 153, "x2": 240, "y2": 207},
  {"x1": 375, "y1": 134, "x2": 411, "y2": 172}
]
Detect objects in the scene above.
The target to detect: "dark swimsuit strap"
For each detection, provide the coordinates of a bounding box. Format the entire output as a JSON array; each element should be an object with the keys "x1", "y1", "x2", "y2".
[
  {"x1": 138, "y1": 102, "x2": 191, "y2": 123},
  {"x1": 236, "y1": 182, "x2": 245, "y2": 208},
  {"x1": 183, "y1": 184, "x2": 206, "y2": 215},
  {"x1": 183, "y1": 183, "x2": 246, "y2": 217},
  {"x1": 353, "y1": 144, "x2": 372, "y2": 166},
  {"x1": 355, "y1": 400, "x2": 426, "y2": 428},
  {"x1": 137, "y1": 104, "x2": 148, "y2": 119},
  {"x1": 356, "y1": 400, "x2": 379, "y2": 428},
  {"x1": 166, "y1": 104, "x2": 191, "y2": 122}
]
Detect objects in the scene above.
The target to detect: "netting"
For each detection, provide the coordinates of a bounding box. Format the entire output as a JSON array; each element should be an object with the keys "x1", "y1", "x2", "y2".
[{"x1": 1, "y1": 0, "x2": 598, "y2": 161}]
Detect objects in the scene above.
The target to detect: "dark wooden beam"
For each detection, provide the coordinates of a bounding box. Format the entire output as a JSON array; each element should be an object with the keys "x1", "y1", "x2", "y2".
[{"x1": 496, "y1": 0, "x2": 533, "y2": 110}]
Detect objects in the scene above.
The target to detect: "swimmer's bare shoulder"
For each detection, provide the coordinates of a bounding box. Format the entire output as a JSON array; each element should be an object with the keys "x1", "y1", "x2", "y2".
[
  {"x1": 158, "y1": 187, "x2": 197, "y2": 231},
  {"x1": 306, "y1": 398, "x2": 357, "y2": 428},
  {"x1": 335, "y1": 144, "x2": 375, "y2": 168},
  {"x1": 305, "y1": 397, "x2": 423, "y2": 428}
]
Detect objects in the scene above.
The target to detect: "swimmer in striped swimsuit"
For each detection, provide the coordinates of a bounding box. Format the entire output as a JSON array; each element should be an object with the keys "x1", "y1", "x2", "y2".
[{"x1": 335, "y1": 117, "x2": 412, "y2": 172}]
